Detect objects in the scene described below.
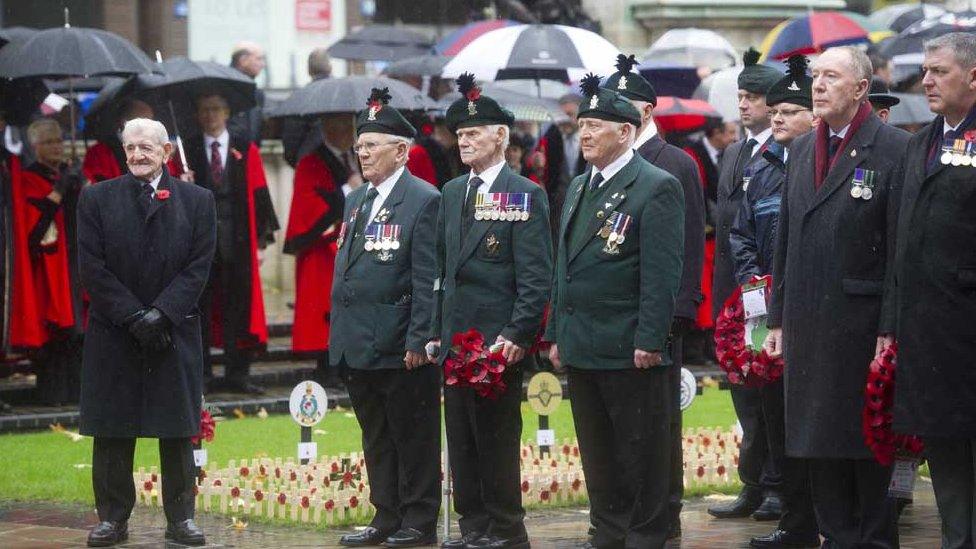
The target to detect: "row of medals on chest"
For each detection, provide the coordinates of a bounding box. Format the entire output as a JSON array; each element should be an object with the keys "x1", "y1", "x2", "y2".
[
  {"x1": 473, "y1": 192, "x2": 531, "y2": 222},
  {"x1": 941, "y1": 137, "x2": 976, "y2": 167}
]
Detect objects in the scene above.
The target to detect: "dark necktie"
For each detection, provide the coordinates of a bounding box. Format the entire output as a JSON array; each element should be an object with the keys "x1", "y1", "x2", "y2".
[
  {"x1": 828, "y1": 135, "x2": 843, "y2": 160},
  {"x1": 139, "y1": 181, "x2": 153, "y2": 211},
  {"x1": 926, "y1": 128, "x2": 959, "y2": 175},
  {"x1": 209, "y1": 141, "x2": 223, "y2": 184},
  {"x1": 461, "y1": 176, "x2": 483, "y2": 240},
  {"x1": 354, "y1": 187, "x2": 379, "y2": 240},
  {"x1": 744, "y1": 138, "x2": 758, "y2": 159},
  {"x1": 589, "y1": 172, "x2": 604, "y2": 191}
]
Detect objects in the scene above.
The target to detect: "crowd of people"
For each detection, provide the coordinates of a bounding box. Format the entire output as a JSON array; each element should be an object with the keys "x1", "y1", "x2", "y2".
[{"x1": 0, "y1": 22, "x2": 973, "y2": 549}]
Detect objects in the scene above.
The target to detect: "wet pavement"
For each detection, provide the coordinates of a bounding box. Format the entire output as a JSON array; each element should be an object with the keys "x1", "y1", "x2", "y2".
[{"x1": 0, "y1": 479, "x2": 943, "y2": 548}]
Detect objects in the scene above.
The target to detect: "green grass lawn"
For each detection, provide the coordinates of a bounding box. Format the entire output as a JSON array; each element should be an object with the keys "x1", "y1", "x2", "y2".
[{"x1": 0, "y1": 387, "x2": 735, "y2": 505}]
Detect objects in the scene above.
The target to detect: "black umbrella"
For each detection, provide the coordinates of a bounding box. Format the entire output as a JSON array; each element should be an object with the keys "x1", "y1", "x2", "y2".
[
  {"x1": 881, "y1": 11, "x2": 976, "y2": 58},
  {"x1": 383, "y1": 54, "x2": 450, "y2": 78},
  {"x1": 0, "y1": 25, "x2": 153, "y2": 79},
  {"x1": 890, "y1": 5, "x2": 947, "y2": 33},
  {"x1": 267, "y1": 76, "x2": 433, "y2": 118},
  {"x1": 0, "y1": 27, "x2": 45, "y2": 125},
  {"x1": 327, "y1": 25, "x2": 433, "y2": 62},
  {"x1": 47, "y1": 75, "x2": 117, "y2": 94},
  {"x1": 0, "y1": 26, "x2": 37, "y2": 48}
]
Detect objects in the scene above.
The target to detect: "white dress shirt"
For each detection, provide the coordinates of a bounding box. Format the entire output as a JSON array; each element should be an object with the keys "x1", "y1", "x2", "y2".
[
  {"x1": 466, "y1": 159, "x2": 507, "y2": 200},
  {"x1": 747, "y1": 127, "x2": 773, "y2": 157},
  {"x1": 632, "y1": 120, "x2": 658, "y2": 151},
  {"x1": 368, "y1": 166, "x2": 404, "y2": 221},
  {"x1": 204, "y1": 130, "x2": 229, "y2": 168},
  {"x1": 829, "y1": 124, "x2": 851, "y2": 140},
  {"x1": 944, "y1": 118, "x2": 963, "y2": 136},
  {"x1": 589, "y1": 148, "x2": 635, "y2": 188}
]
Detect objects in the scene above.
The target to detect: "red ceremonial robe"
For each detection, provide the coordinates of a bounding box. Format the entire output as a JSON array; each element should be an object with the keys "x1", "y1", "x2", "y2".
[
  {"x1": 82, "y1": 139, "x2": 183, "y2": 184},
  {"x1": 407, "y1": 143, "x2": 437, "y2": 186},
  {"x1": 684, "y1": 144, "x2": 716, "y2": 329},
  {"x1": 8, "y1": 156, "x2": 75, "y2": 349},
  {"x1": 284, "y1": 146, "x2": 345, "y2": 352}
]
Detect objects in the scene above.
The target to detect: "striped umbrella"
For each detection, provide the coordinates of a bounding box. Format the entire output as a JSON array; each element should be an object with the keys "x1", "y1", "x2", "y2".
[
  {"x1": 435, "y1": 19, "x2": 519, "y2": 56},
  {"x1": 765, "y1": 12, "x2": 870, "y2": 61}
]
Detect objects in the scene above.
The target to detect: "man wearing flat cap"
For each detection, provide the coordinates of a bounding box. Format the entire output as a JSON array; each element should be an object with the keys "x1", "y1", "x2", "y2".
[
  {"x1": 430, "y1": 73, "x2": 552, "y2": 549},
  {"x1": 603, "y1": 54, "x2": 705, "y2": 539},
  {"x1": 545, "y1": 75, "x2": 684, "y2": 549},
  {"x1": 730, "y1": 55, "x2": 819, "y2": 549},
  {"x1": 330, "y1": 89, "x2": 441, "y2": 548},
  {"x1": 708, "y1": 48, "x2": 785, "y2": 522}
]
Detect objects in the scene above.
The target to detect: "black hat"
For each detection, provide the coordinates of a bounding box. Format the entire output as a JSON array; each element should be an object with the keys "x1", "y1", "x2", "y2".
[
  {"x1": 767, "y1": 55, "x2": 812, "y2": 109},
  {"x1": 868, "y1": 77, "x2": 900, "y2": 109},
  {"x1": 577, "y1": 73, "x2": 642, "y2": 128},
  {"x1": 737, "y1": 48, "x2": 782, "y2": 95},
  {"x1": 355, "y1": 87, "x2": 417, "y2": 138},
  {"x1": 602, "y1": 54, "x2": 657, "y2": 106},
  {"x1": 445, "y1": 73, "x2": 515, "y2": 132}
]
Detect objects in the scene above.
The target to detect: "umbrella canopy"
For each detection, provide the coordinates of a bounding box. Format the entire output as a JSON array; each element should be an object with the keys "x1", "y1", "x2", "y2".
[
  {"x1": 383, "y1": 54, "x2": 450, "y2": 77},
  {"x1": 0, "y1": 26, "x2": 36, "y2": 47},
  {"x1": 438, "y1": 83, "x2": 566, "y2": 123},
  {"x1": 870, "y1": 3, "x2": 947, "y2": 33},
  {"x1": 0, "y1": 25, "x2": 154, "y2": 79},
  {"x1": 643, "y1": 28, "x2": 737, "y2": 70},
  {"x1": 838, "y1": 11, "x2": 895, "y2": 43},
  {"x1": 435, "y1": 19, "x2": 519, "y2": 56},
  {"x1": 887, "y1": 92, "x2": 936, "y2": 127},
  {"x1": 327, "y1": 25, "x2": 432, "y2": 62},
  {"x1": 765, "y1": 12, "x2": 870, "y2": 60},
  {"x1": 441, "y1": 24, "x2": 620, "y2": 82},
  {"x1": 693, "y1": 65, "x2": 743, "y2": 122},
  {"x1": 488, "y1": 78, "x2": 572, "y2": 100},
  {"x1": 268, "y1": 76, "x2": 432, "y2": 118},
  {"x1": 881, "y1": 11, "x2": 976, "y2": 58},
  {"x1": 637, "y1": 60, "x2": 702, "y2": 99},
  {"x1": 653, "y1": 96, "x2": 721, "y2": 133}
]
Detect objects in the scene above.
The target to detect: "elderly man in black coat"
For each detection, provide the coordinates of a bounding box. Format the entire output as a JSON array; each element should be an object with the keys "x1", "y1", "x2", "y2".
[
  {"x1": 765, "y1": 46, "x2": 910, "y2": 549},
  {"x1": 78, "y1": 118, "x2": 216, "y2": 547},
  {"x1": 891, "y1": 33, "x2": 976, "y2": 549},
  {"x1": 601, "y1": 54, "x2": 705, "y2": 539}
]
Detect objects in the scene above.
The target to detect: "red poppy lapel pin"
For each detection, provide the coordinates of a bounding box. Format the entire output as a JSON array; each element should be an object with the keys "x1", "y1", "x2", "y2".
[
  {"x1": 231, "y1": 147, "x2": 243, "y2": 161},
  {"x1": 156, "y1": 189, "x2": 171, "y2": 201}
]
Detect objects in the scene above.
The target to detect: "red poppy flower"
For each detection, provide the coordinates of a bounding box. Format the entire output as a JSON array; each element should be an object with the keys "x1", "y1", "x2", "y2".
[
  {"x1": 301, "y1": 496, "x2": 310, "y2": 509},
  {"x1": 239, "y1": 467, "x2": 249, "y2": 477},
  {"x1": 572, "y1": 479, "x2": 581, "y2": 491},
  {"x1": 254, "y1": 490, "x2": 264, "y2": 502},
  {"x1": 231, "y1": 487, "x2": 241, "y2": 498},
  {"x1": 277, "y1": 493, "x2": 287, "y2": 505},
  {"x1": 231, "y1": 148, "x2": 243, "y2": 161},
  {"x1": 324, "y1": 499, "x2": 335, "y2": 511},
  {"x1": 143, "y1": 481, "x2": 153, "y2": 491},
  {"x1": 349, "y1": 496, "x2": 359, "y2": 508},
  {"x1": 540, "y1": 490, "x2": 550, "y2": 501},
  {"x1": 155, "y1": 189, "x2": 171, "y2": 201}
]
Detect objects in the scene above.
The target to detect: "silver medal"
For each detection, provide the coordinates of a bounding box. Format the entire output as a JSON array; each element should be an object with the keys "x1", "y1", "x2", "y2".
[
  {"x1": 851, "y1": 185, "x2": 863, "y2": 199},
  {"x1": 861, "y1": 187, "x2": 873, "y2": 200}
]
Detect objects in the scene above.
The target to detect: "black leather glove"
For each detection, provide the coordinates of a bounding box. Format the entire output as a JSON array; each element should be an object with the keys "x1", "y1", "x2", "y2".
[
  {"x1": 128, "y1": 307, "x2": 173, "y2": 353},
  {"x1": 52, "y1": 166, "x2": 83, "y2": 196}
]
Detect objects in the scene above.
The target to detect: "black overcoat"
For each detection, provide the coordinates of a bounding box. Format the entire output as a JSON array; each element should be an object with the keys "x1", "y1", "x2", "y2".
[
  {"x1": 892, "y1": 117, "x2": 976, "y2": 438},
  {"x1": 769, "y1": 114, "x2": 909, "y2": 458},
  {"x1": 77, "y1": 172, "x2": 216, "y2": 438}
]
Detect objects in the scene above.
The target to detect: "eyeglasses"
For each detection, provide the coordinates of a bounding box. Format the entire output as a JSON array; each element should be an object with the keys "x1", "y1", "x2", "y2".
[
  {"x1": 353, "y1": 141, "x2": 401, "y2": 154},
  {"x1": 769, "y1": 108, "x2": 811, "y2": 119}
]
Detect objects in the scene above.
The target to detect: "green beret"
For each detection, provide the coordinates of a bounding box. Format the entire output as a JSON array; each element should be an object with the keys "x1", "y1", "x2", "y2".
[
  {"x1": 602, "y1": 54, "x2": 657, "y2": 105},
  {"x1": 738, "y1": 48, "x2": 782, "y2": 95},
  {"x1": 445, "y1": 73, "x2": 515, "y2": 132},
  {"x1": 356, "y1": 87, "x2": 417, "y2": 138},
  {"x1": 766, "y1": 55, "x2": 812, "y2": 109},
  {"x1": 577, "y1": 73, "x2": 642, "y2": 128}
]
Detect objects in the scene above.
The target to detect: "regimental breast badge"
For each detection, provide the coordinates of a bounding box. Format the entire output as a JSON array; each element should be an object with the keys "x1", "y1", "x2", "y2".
[{"x1": 485, "y1": 233, "x2": 500, "y2": 256}]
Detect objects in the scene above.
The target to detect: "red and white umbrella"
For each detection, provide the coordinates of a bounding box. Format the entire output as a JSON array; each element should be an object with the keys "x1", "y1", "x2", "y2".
[{"x1": 441, "y1": 24, "x2": 620, "y2": 83}]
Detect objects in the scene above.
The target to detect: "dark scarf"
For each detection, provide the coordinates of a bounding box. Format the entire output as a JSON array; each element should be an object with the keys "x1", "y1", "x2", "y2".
[{"x1": 814, "y1": 101, "x2": 872, "y2": 189}]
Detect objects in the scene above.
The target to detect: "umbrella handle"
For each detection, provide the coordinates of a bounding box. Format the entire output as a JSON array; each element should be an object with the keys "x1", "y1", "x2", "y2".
[{"x1": 175, "y1": 135, "x2": 189, "y2": 175}]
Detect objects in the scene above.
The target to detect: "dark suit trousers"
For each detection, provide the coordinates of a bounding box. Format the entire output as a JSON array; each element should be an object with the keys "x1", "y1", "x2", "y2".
[
  {"x1": 568, "y1": 367, "x2": 671, "y2": 549},
  {"x1": 808, "y1": 458, "x2": 898, "y2": 549},
  {"x1": 925, "y1": 436, "x2": 976, "y2": 549},
  {"x1": 201, "y1": 260, "x2": 250, "y2": 382},
  {"x1": 445, "y1": 366, "x2": 526, "y2": 538},
  {"x1": 764, "y1": 380, "x2": 817, "y2": 537},
  {"x1": 344, "y1": 364, "x2": 441, "y2": 535},
  {"x1": 92, "y1": 437, "x2": 195, "y2": 524},
  {"x1": 731, "y1": 383, "x2": 781, "y2": 497}
]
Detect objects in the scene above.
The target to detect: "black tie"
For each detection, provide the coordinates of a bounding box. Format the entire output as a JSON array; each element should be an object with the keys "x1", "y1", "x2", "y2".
[
  {"x1": 461, "y1": 176, "x2": 482, "y2": 240},
  {"x1": 139, "y1": 181, "x2": 153, "y2": 211},
  {"x1": 744, "y1": 138, "x2": 758, "y2": 158},
  {"x1": 589, "y1": 172, "x2": 604, "y2": 191},
  {"x1": 353, "y1": 187, "x2": 379, "y2": 240},
  {"x1": 828, "y1": 135, "x2": 843, "y2": 160}
]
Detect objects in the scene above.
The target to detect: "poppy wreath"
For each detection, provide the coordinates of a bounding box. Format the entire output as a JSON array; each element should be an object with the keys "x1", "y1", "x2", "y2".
[
  {"x1": 190, "y1": 409, "x2": 216, "y2": 445},
  {"x1": 444, "y1": 329, "x2": 508, "y2": 399},
  {"x1": 713, "y1": 275, "x2": 783, "y2": 388},
  {"x1": 861, "y1": 343, "x2": 924, "y2": 466}
]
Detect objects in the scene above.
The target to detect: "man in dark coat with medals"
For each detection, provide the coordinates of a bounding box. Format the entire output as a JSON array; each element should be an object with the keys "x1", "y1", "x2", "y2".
[
  {"x1": 730, "y1": 55, "x2": 820, "y2": 549},
  {"x1": 77, "y1": 118, "x2": 216, "y2": 547},
  {"x1": 329, "y1": 89, "x2": 441, "y2": 548},
  {"x1": 890, "y1": 33, "x2": 976, "y2": 549},
  {"x1": 708, "y1": 48, "x2": 785, "y2": 522},
  {"x1": 430, "y1": 73, "x2": 552, "y2": 549},
  {"x1": 184, "y1": 93, "x2": 279, "y2": 394},
  {"x1": 602, "y1": 54, "x2": 705, "y2": 539},
  {"x1": 546, "y1": 75, "x2": 684, "y2": 549},
  {"x1": 764, "y1": 46, "x2": 910, "y2": 548}
]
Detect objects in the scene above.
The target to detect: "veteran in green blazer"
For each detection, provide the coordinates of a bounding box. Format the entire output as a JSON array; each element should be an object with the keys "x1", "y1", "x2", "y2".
[
  {"x1": 545, "y1": 76, "x2": 684, "y2": 549},
  {"x1": 328, "y1": 89, "x2": 441, "y2": 549},
  {"x1": 429, "y1": 73, "x2": 552, "y2": 549}
]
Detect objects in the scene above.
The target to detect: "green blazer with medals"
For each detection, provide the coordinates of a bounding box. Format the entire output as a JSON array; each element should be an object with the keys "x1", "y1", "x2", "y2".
[
  {"x1": 544, "y1": 153, "x2": 685, "y2": 370},
  {"x1": 432, "y1": 164, "x2": 553, "y2": 362}
]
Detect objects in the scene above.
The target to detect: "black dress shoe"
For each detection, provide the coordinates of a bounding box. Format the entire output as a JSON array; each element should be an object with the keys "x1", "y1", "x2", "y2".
[
  {"x1": 341, "y1": 526, "x2": 391, "y2": 546},
  {"x1": 384, "y1": 527, "x2": 437, "y2": 547},
  {"x1": 87, "y1": 521, "x2": 127, "y2": 547},
  {"x1": 667, "y1": 518, "x2": 682, "y2": 540},
  {"x1": 750, "y1": 529, "x2": 820, "y2": 548},
  {"x1": 164, "y1": 519, "x2": 206, "y2": 546},
  {"x1": 752, "y1": 495, "x2": 784, "y2": 521},
  {"x1": 441, "y1": 531, "x2": 483, "y2": 548},
  {"x1": 466, "y1": 533, "x2": 530, "y2": 549},
  {"x1": 707, "y1": 490, "x2": 763, "y2": 518}
]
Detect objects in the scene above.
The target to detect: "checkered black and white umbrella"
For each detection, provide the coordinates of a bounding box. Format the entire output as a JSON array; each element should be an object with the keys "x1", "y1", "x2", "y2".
[{"x1": 441, "y1": 24, "x2": 620, "y2": 83}]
